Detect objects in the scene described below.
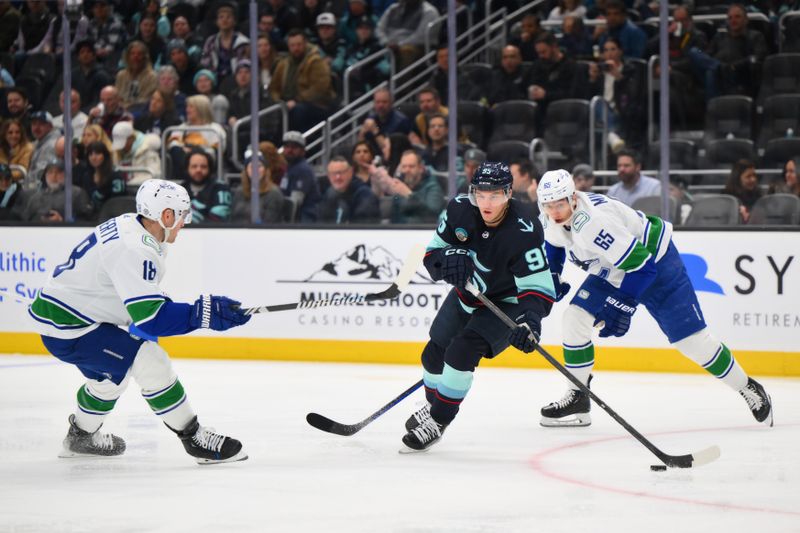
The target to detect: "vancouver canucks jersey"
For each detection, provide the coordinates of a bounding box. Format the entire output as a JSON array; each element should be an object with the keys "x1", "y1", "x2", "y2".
[
  {"x1": 425, "y1": 195, "x2": 555, "y2": 316},
  {"x1": 542, "y1": 191, "x2": 673, "y2": 288},
  {"x1": 29, "y1": 214, "x2": 170, "y2": 339}
]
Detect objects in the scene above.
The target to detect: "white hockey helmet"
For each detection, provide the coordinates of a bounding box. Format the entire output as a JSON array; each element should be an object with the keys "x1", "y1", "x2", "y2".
[
  {"x1": 538, "y1": 169, "x2": 575, "y2": 204},
  {"x1": 136, "y1": 179, "x2": 192, "y2": 230}
]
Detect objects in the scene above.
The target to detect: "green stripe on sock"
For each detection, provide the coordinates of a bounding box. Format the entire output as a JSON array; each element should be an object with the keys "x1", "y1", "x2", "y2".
[
  {"x1": 145, "y1": 380, "x2": 186, "y2": 412},
  {"x1": 705, "y1": 344, "x2": 733, "y2": 377},
  {"x1": 564, "y1": 345, "x2": 594, "y2": 366},
  {"x1": 77, "y1": 385, "x2": 116, "y2": 413}
]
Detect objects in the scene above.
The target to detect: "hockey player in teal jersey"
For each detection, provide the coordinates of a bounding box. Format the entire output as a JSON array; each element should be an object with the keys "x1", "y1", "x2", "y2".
[
  {"x1": 400, "y1": 162, "x2": 556, "y2": 452},
  {"x1": 29, "y1": 179, "x2": 252, "y2": 464},
  {"x1": 536, "y1": 169, "x2": 773, "y2": 428}
]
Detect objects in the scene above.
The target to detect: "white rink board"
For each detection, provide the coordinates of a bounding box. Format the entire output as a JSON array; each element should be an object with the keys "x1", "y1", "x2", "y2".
[{"x1": 0, "y1": 226, "x2": 798, "y2": 353}]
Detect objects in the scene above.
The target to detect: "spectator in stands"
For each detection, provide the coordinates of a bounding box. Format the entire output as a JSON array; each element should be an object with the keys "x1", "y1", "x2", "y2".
[
  {"x1": 263, "y1": 0, "x2": 301, "y2": 40},
  {"x1": 134, "y1": 13, "x2": 166, "y2": 67},
  {"x1": 312, "y1": 13, "x2": 347, "y2": 74},
  {"x1": 607, "y1": 148, "x2": 661, "y2": 206},
  {"x1": 299, "y1": 0, "x2": 323, "y2": 34},
  {"x1": 459, "y1": 147, "x2": 486, "y2": 193},
  {"x1": 134, "y1": 88, "x2": 180, "y2": 136},
  {"x1": 0, "y1": 163, "x2": 23, "y2": 220},
  {"x1": 111, "y1": 120, "x2": 162, "y2": 185},
  {"x1": 270, "y1": 29, "x2": 336, "y2": 132},
  {"x1": 260, "y1": 140, "x2": 287, "y2": 186},
  {"x1": 155, "y1": 65, "x2": 187, "y2": 120},
  {"x1": 421, "y1": 113, "x2": 464, "y2": 172},
  {"x1": 192, "y1": 69, "x2": 218, "y2": 100},
  {"x1": 409, "y1": 86, "x2": 447, "y2": 146},
  {"x1": 79, "y1": 140, "x2": 126, "y2": 214},
  {"x1": 131, "y1": 0, "x2": 170, "y2": 39},
  {"x1": 351, "y1": 140, "x2": 376, "y2": 185},
  {"x1": 509, "y1": 12, "x2": 543, "y2": 62},
  {"x1": 4, "y1": 87, "x2": 31, "y2": 134},
  {"x1": 688, "y1": 3, "x2": 768, "y2": 100},
  {"x1": 342, "y1": 15, "x2": 389, "y2": 99},
  {"x1": 571, "y1": 163, "x2": 596, "y2": 192},
  {"x1": 167, "y1": 94, "x2": 226, "y2": 181},
  {"x1": 529, "y1": 32, "x2": 577, "y2": 128},
  {"x1": 0, "y1": 64, "x2": 13, "y2": 87},
  {"x1": 373, "y1": 149, "x2": 443, "y2": 223},
  {"x1": 560, "y1": 15, "x2": 593, "y2": 59},
  {"x1": 52, "y1": 0, "x2": 90, "y2": 55},
  {"x1": 376, "y1": 0, "x2": 439, "y2": 70},
  {"x1": 256, "y1": 34, "x2": 277, "y2": 92},
  {"x1": 81, "y1": 124, "x2": 115, "y2": 163},
  {"x1": 72, "y1": 39, "x2": 114, "y2": 110},
  {"x1": 318, "y1": 155, "x2": 380, "y2": 223},
  {"x1": 87, "y1": 0, "x2": 127, "y2": 61},
  {"x1": 115, "y1": 41, "x2": 159, "y2": 110},
  {"x1": 226, "y1": 59, "x2": 281, "y2": 143},
  {"x1": 488, "y1": 44, "x2": 533, "y2": 106},
  {"x1": 18, "y1": 159, "x2": 93, "y2": 221},
  {"x1": 339, "y1": 0, "x2": 377, "y2": 47},
  {"x1": 53, "y1": 90, "x2": 89, "y2": 141},
  {"x1": 231, "y1": 149, "x2": 285, "y2": 223},
  {"x1": 167, "y1": 39, "x2": 199, "y2": 96},
  {"x1": 547, "y1": 0, "x2": 586, "y2": 23},
  {"x1": 279, "y1": 130, "x2": 320, "y2": 222},
  {"x1": 359, "y1": 88, "x2": 412, "y2": 143},
  {"x1": 769, "y1": 157, "x2": 800, "y2": 196},
  {"x1": 723, "y1": 159, "x2": 762, "y2": 223},
  {"x1": 0, "y1": 2, "x2": 21, "y2": 54},
  {"x1": 89, "y1": 86, "x2": 134, "y2": 138},
  {"x1": 0, "y1": 118, "x2": 33, "y2": 181},
  {"x1": 258, "y1": 13, "x2": 284, "y2": 49},
  {"x1": 201, "y1": 2, "x2": 251, "y2": 83},
  {"x1": 170, "y1": 15, "x2": 203, "y2": 56},
  {"x1": 594, "y1": 0, "x2": 647, "y2": 59},
  {"x1": 27, "y1": 111, "x2": 60, "y2": 191},
  {"x1": 182, "y1": 148, "x2": 232, "y2": 222},
  {"x1": 16, "y1": 0, "x2": 55, "y2": 53},
  {"x1": 510, "y1": 158, "x2": 538, "y2": 212},
  {"x1": 380, "y1": 132, "x2": 413, "y2": 177},
  {"x1": 587, "y1": 36, "x2": 646, "y2": 153}
]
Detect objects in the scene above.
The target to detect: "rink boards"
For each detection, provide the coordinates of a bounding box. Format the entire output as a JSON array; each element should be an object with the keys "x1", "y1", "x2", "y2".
[{"x1": 0, "y1": 226, "x2": 798, "y2": 376}]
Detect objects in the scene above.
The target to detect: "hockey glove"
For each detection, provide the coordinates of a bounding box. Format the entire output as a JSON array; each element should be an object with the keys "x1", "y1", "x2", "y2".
[
  {"x1": 552, "y1": 272, "x2": 571, "y2": 302},
  {"x1": 440, "y1": 248, "x2": 474, "y2": 288},
  {"x1": 509, "y1": 310, "x2": 541, "y2": 353},
  {"x1": 593, "y1": 293, "x2": 637, "y2": 338},
  {"x1": 190, "y1": 295, "x2": 251, "y2": 331}
]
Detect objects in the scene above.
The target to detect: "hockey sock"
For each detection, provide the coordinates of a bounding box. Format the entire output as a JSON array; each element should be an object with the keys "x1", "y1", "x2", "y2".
[
  {"x1": 429, "y1": 363, "x2": 474, "y2": 425},
  {"x1": 142, "y1": 378, "x2": 195, "y2": 430},
  {"x1": 673, "y1": 329, "x2": 748, "y2": 391},
  {"x1": 130, "y1": 342, "x2": 196, "y2": 430},
  {"x1": 422, "y1": 369, "x2": 441, "y2": 405},
  {"x1": 563, "y1": 342, "x2": 594, "y2": 390},
  {"x1": 74, "y1": 378, "x2": 127, "y2": 433}
]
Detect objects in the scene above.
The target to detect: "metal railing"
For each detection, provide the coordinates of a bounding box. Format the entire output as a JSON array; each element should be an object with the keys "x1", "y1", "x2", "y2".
[
  {"x1": 342, "y1": 49, "x2": 396, "y2": 106},
  {"x1": 589, "y1": 95, "x2": 608, "y2": 171},
  {"x1": 424, "y1": 4, "x2": 469, "y2": 55},
  {"x1": 161, "y1": 125, "x2": 225, "y2": 179},
  {"x1": 230, "y1": 102, "x2": 289, "y2": 170}
]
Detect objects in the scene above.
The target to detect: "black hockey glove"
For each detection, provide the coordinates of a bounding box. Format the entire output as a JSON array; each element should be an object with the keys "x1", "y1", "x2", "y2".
[
  {"x1": 593, "y1": 293, "x2": 637, "y2": 337},
  {"x1": 552, "y1": 272, "x2": 571, "y2": 302},
  {"x1": 190, "y1": 295, "x2": 251, "y2": 331},
  {"x1": 509, "y1": 310, "x2": 541, "y2": 353},
  {"x1": 440, "y1": 248, "x2": 474, "y2": 288}
]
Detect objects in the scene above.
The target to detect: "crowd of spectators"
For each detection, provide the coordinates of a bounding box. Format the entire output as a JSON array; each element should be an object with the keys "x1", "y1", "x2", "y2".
[{"x1": 0, "y1": 0, "x2": 798, "y2": 226}]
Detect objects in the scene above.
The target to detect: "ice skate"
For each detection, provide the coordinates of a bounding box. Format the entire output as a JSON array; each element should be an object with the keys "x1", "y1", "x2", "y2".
[
  {"x1": 399, "y1": 417, "x2": 447, "y2": 453},
  {"x1": 59, "y1": 414, "x2": 126, "y2": 458},
  {"x1": 171, "y1": 416, "x2": 248, "y2": 464},
  {"x1": 405, "y1": 402, "x2": 432, "y2": 431},
  {"x1": 540, "y1": 376, "x2": 593, "y2": 427},
  {"x1": 739, "y1": 378, "x2": 774, "y2": 427}
]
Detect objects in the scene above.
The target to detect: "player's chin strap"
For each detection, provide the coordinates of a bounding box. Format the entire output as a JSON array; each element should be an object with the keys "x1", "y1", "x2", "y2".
[{"x1": 157, "y1": 211, "x2": 190, "y2": 242}]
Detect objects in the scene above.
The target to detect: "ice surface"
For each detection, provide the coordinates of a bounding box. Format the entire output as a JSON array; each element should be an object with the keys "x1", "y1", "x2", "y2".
[{"x1": 1, "y1": 355, "x2": 798, "y2": 533}]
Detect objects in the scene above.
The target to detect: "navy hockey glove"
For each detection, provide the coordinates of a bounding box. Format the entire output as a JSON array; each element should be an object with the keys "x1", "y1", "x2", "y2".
[
  {"x1": 190, "y1": 295, "x2": 251, "y2": 331},
  {"x1": 593, "y1": 293, "x2": 637, "y2": 337},
  {"x1": 440, "y1": 248, "x2": 474, "y2": 288},
  {"x1": 552, "y1": 273, "x2": 571, "y2": 302},
  {"x1": 509, "y1": 310, "x2": 541, "y2": 353}
]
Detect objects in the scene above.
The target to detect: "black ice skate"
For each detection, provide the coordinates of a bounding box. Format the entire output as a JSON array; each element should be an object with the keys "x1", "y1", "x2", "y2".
[
  {"x1": 170, "y1": 416, "x2": 248, "y2": 464},
  {"x1": 739, "y1": 378, "x2": 774, "y2": 427},
  {"x1": 58, "y1": 414, "x2": 126, "y2": 458},
  {"x1": 540, "y1": 375, "x2": 593, "y2": 427},
  {"x1": 399, "y1": 417, "x2": 447, "y2": 453},
  {"x1": 405, "y1": 402, "x2": 432, "y2": 431}
]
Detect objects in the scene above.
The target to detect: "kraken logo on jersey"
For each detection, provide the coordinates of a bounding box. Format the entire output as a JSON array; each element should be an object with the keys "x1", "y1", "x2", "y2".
[{"x1": 517, "y1": 218, "x2": 535, "y2": 232}]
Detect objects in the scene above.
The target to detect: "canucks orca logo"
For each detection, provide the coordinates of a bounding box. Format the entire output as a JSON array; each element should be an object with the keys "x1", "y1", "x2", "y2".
[
  {"x1": 568, "y1": 251, "x2": 598, "y2": 271},
  {"x1": 681, "y1": 254, "x2": 724, "y2": 295}
]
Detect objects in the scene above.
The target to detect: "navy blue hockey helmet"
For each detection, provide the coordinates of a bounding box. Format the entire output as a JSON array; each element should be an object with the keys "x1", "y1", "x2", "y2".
[{"x1": 469, "y1": 161, "x2": 513, "y2": 206}]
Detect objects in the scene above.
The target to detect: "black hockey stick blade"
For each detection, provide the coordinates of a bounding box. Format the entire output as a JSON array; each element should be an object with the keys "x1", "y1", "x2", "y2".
[
  {"x1": 241, "y1": 244, "x2": 426, "y2": 315},
  {"x1": 464, "y1": 281, "x2": 721, "y2": 470},
  {"x1": 306, "y1": 379, "x2": 424, "y2": 436}
]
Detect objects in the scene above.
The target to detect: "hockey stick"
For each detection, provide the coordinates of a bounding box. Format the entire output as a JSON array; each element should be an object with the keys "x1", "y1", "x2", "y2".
[
  {"x1": 464, "y1": 281, "x2": 721, "y2": 470},
  {"x1": 240, "y1": 244, "x2": 426, "y2": 315},
  {"x1": 306, "y1": 379, "x2": 424, "y2": 436}
]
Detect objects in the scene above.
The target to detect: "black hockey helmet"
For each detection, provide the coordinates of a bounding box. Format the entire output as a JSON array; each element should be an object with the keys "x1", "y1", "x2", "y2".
[{"x1": 469, "y1": 161, "x2": 513, "y2": 206}]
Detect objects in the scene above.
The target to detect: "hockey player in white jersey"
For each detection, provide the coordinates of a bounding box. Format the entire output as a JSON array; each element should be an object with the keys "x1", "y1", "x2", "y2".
[
  {"x1": 28, "y1": 179, "x2": 252, "y2": 464},
  {"x1": 536, "y1": 169, "x2": 773, "y2": 428}
]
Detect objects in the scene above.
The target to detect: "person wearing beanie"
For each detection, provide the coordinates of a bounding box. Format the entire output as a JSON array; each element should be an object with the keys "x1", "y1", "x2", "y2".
[{"x1": 168, "y1": 38, "x2": 200, "y2": 95}]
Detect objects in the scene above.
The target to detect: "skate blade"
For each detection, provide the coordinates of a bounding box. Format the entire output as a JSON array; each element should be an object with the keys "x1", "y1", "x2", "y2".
[
  {"x1": 540, "y1": 413, "x2": 592, "y2": 428},
  {"x1": 58, "y1": 448, "x2": 121, "y2": 459},
  {"x1": 762, "y1": 396, "x2": 774, "y2": 428},
  {"x1": 196, "y1": 449, "x2": 249, "y2": 465},
  {"x1": 398, "y1": 444, "x2": 431, "y2": 454}
]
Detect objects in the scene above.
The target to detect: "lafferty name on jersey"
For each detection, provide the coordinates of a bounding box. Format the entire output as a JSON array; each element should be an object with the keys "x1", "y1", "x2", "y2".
[
  {"x1": 0, "y1": 252, "x2": 47, "y2": 272},
  {"x1": 98, "y1": 217, "x2": 120, "y2": 244}
]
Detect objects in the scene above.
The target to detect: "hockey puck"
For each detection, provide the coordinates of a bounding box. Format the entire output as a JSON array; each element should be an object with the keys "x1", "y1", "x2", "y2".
[{"x1": 650, "y1": 465, "x2": 667, "y2": 471}]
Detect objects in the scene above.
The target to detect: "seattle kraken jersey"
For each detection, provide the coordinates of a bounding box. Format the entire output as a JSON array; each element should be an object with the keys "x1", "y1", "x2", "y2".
[
  {"x1": 425, "y1": 195, "x2": 555, "y2": 316},
  {"x1": 542, "y1": 191, "x2": 673, "y2": 288},
  {"x1": 28, "y1": 214, "x2": 170, "y2": 339}
]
